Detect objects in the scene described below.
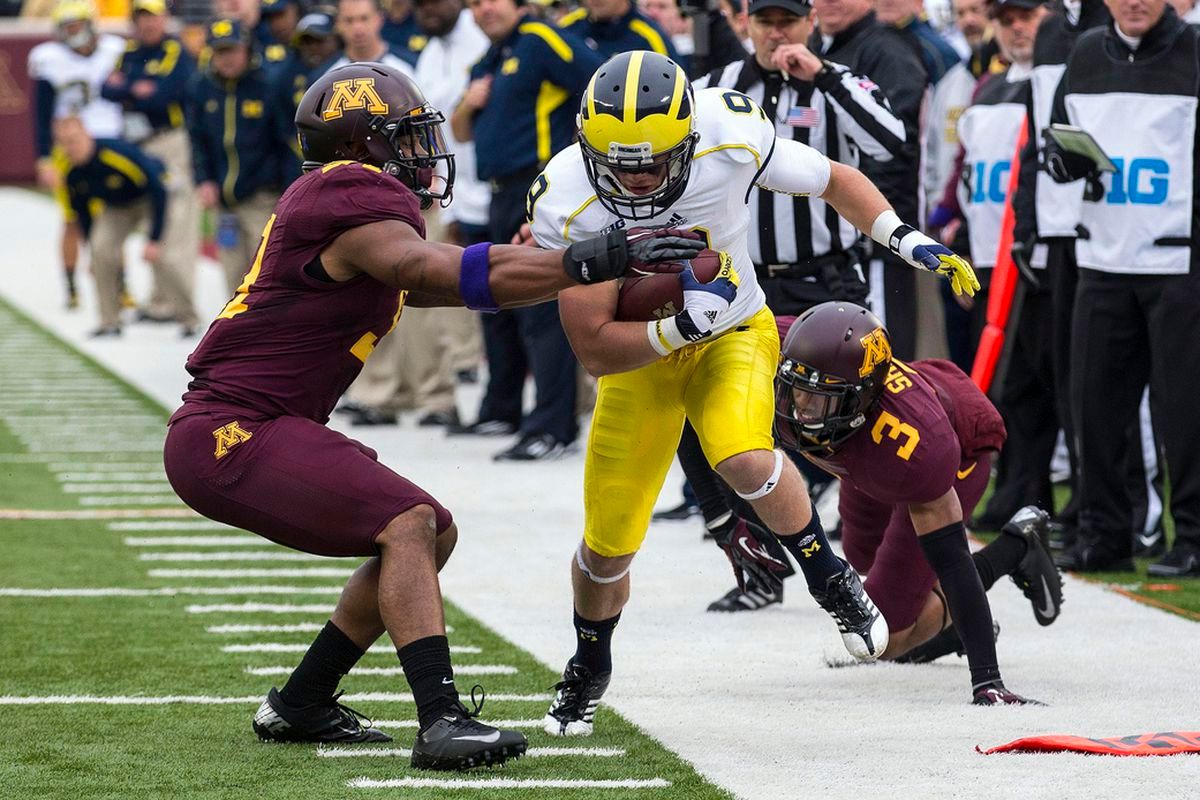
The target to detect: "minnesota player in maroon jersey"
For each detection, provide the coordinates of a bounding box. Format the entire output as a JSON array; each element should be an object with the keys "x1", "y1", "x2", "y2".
[
  {"x1": 770, "y1": 302, "x2": 1058, "y2": 704},
  {"x1": 162, "y1": 62, "x2": 704, "y2": 771}
]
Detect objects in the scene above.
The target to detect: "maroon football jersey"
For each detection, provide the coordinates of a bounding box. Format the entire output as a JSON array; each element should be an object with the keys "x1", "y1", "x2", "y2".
[
  {"x1": 170, "y1": 162, "x2": 425, "y2": 424},
  {"x1": 804, "y1": 359, "x2": 1005, "y2": 506}
]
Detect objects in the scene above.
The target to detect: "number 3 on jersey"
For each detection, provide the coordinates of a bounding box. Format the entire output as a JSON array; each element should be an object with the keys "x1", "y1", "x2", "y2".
[{"x1": 871, "y1": 411, "x2": 920, "y2": 460}]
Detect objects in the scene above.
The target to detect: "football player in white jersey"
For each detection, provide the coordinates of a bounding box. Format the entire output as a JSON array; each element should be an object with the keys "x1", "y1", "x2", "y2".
[
  {"x1": 28, "y1": 0, "x2": 125, "y2": 309},
  {"x1": 529, "y1": 50, "x2": 978, "y2": 737}
]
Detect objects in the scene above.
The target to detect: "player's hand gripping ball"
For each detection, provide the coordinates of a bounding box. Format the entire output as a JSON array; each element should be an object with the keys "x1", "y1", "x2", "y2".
[{"x1": 616, "y1": 248, "x2": 729, "y2": 321}]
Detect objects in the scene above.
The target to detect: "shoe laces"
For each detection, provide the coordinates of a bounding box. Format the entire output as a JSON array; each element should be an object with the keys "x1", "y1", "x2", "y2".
[
  {"x1": 446, "y1": 684, "x2": 487, "y2": 721},
  {"x1": 550, "y1": 666, "x2": 591, "y2": 717},
  {"x1": 321, "y1": 691, "x2": 375, "y2": 731},
  {"x1": 816, "y1": 570, "x2": 872, "y2": 627}
]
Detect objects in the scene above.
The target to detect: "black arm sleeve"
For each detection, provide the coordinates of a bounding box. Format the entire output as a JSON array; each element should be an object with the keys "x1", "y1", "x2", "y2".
[{"x1": 1011, "y1": 95, "x2": 1039, "y2": 244}]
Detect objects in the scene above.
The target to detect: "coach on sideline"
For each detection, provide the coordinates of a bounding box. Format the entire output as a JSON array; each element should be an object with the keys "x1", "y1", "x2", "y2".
[{"x1": 1045, "y1": 0, "x2": 1200, "y2": 577}]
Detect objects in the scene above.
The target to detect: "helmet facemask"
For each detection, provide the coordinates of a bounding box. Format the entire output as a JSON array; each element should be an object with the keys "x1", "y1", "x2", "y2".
[
  {"x1": 580, "y1": 130, "x2": 699, "y2": 221},
  {"x1": 773, "y1": 357, "x2": 874, "y2": 453},
  {"x1": 368, "y1": 106, "x2": 456, "y2": 210}
]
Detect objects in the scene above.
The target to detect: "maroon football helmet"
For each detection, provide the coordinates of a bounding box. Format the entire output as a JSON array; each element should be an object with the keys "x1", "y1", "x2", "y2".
[
  {"x1": 774, "y1": 301, "x2": 892, "y2": 453},
  {"x1": 295, "y1": 62, "x2": 455, "y2": 208}
]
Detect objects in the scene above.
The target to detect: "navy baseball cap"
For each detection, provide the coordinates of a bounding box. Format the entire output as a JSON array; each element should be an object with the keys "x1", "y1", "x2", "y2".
[
  {"x1": 295, "y1": 10, "x2": 335, "y2": 38},
  {"x1": 748, "y1": 0, "x2": 812, "y2": 15},
  {"x1": 261, "y1": 0, "x2": 297, "y2": 15},
  {"x1": 990, "y1": 0, "x2": 1046, "y2": 12},
  {"x1": 207, "y1": 18, "x2": 249, "y2": 48}
]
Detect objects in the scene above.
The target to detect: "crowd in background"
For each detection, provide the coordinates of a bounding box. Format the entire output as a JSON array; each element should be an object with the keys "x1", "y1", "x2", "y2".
[{"x1": 18, "y1": 0, "x2": 1200, "y2": 576}]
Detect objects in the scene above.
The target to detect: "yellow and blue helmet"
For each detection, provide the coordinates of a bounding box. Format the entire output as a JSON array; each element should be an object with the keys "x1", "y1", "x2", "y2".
[
  {"x1": 53, "y1": 0, "x2": 97, "y2": 50},
  {"x1": 577, "y1": 51, "x2": 699, "y2": 221}
]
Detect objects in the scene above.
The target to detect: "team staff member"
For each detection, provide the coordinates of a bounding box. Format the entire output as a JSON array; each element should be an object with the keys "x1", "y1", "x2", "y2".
[
  {"x1": 190, "y1": 19, "x2": 289, "y2": 295},
  {"x1": 261, "y1": 0, "x2": 304, "y2": 48},
  {"x1": 809, "y1": 0, "x2": 927, "y2": 359},
  {"x1": 382, "y1": 0, "x2": 428, "y2": 64},
  {"x1": 558, "y1": 0, "x2": 677, "y2": 60},
  {"x1": 450, "y1": 0, "x2": 603, "y2": 458},
  {"x1": 1045, "y1": 0, "x2": 1200, "y2": 576},
  {"x1": 330, "y1": 0, "x2": 418, "y2": 75},
  {"x1": 29, "y1": 0, "x2": 125, "y2": 309},
  {"x1": 56, "y1": 116, "x2": 198, "y2": 338},
  {"x1": 103, "y1": 0, "x2": 200, "y2": 325},
  {"x1": 270, "y1": 10, "x2": 343, "y2": 181}
]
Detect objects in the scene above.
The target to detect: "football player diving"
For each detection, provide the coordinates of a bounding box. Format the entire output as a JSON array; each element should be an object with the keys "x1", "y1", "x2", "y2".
[
  {"x1": 163, "y1": 62, "x2": 704, "y2": 771},
  {"x1": 526, "y1": 50, "x2": 981, "y2": 737}
]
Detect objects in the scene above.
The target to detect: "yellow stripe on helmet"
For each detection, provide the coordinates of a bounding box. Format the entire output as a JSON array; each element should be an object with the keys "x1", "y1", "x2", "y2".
[{"x1": 621, "y1": 51, "x2": 645, "y2": 126}]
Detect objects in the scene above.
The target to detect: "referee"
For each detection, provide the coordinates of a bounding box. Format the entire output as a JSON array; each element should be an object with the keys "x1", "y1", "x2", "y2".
[{"x1": 1045, "y1": 0, "x2": 1200, "y2": 577}]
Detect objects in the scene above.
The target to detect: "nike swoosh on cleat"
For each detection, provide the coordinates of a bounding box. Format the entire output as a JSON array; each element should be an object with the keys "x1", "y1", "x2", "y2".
[
  {"x1": 1037, "y1": 576, "x2": 1056, "y2": 619},
  {"x1": 456, "y1": 731, "x2": 501, "y2": 744},
  {"x1": 441, "y1": 677, "x2": 455, "y2": 685}
]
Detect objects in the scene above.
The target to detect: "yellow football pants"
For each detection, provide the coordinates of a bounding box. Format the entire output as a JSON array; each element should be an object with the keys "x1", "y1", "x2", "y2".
[{"x1": 583, "y1": 306, "x2": 780, "y2": 557}]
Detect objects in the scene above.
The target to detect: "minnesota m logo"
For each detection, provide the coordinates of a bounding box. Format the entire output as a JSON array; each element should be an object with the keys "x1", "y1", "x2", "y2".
[
  {"x1": 322, "y1": 78, "x2": 389, "y2": 121},
  {"x1": 859, "y1": 328, "x2": 892, "y2": 378},
  {"x1": 212, "y1": 421, "x2": 253, "y2": 459}
]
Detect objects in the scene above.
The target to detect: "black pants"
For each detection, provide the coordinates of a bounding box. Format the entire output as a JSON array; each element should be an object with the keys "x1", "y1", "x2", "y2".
[
  {"x1": 476, "y1": 173, "x2": 578, "y2": 444},
  {"x1": 1071, "y1": 268, "x2": 1200, "y2": 554},
  {"x1": 868, "y1": 252, "x2": 917, "y2": 360},
  {"x1": 1045, "y1": 240, "x2": 1080, "y2": 524}
]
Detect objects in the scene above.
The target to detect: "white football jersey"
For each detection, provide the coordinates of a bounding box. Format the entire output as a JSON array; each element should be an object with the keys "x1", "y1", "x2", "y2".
[
  {"x1": 530, "y1": 87, "x2": 832, "y2": 337},
  {"x1": 27, "y1": 34, "x2": 125, "y2": 139}
]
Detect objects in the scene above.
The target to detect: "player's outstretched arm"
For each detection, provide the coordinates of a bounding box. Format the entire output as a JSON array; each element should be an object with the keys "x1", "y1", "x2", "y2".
[{"x1": 323, "y1": 219, "x2": 699, "y2": 309}]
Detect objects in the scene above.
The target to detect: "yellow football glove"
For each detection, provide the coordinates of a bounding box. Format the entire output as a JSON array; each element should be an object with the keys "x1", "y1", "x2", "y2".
[{"x1": 930, "y1": 251, "x2": 980, "y2": 298}]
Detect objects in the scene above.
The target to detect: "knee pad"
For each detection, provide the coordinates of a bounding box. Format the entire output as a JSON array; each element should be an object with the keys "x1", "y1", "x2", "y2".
[
  {"x1": 735, "y1": 449, "x2": 785, "y2": 501},
  {"x1": 575, "y1": 543, "x2": 631, "y2": 585}
]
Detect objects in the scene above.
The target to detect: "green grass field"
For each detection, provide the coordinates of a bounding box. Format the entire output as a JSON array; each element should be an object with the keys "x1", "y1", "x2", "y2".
[{"x1": 0, "y1": 298, "x2": 733, "y2": 800}]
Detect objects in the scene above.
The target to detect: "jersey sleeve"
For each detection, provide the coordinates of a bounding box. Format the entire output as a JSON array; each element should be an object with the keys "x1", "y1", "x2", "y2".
[
  {"x1": 756, "y1": 138, "x2": 832, "y2": 198},
  {"x1": 527, "y1": 150, "x2": 592, "y2": 249}
]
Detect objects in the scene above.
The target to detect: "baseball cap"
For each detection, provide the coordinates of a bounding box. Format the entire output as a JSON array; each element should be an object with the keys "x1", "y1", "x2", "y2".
[
  {"x1": 207, "y1": 18, "x2": 249, "y2": 48},
  {"x1": 261, "y1": 0, "x2": 297, "y2": 16},
  {"x1": 990, "y1": 0, "x2": 1046, "y2": 12},
  {"x1": 747, "y1": 0, "x2": 812, "y2": 15},
  {"x1": 132, "y1": 0, "x2": 167, "y2": 15},
  {"x1": 295, "y1": 10, "x2": 335, "y2": 38}
]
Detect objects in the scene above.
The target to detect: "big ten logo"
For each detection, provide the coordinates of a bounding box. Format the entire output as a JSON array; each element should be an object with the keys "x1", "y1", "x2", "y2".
[
  {"x1": 970, "y1": 159, "x2": 1010, "y2": 204},
  {"x1": 1104, "y1": 158, "x2": 1169, "y2": 205}
]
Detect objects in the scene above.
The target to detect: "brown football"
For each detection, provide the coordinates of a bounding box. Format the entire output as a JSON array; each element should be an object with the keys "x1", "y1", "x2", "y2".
[{"x1": 615, "y1": 249, "x2": 724, "y2": 322}]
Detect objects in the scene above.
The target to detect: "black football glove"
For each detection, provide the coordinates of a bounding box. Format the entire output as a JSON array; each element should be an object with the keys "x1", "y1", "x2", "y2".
[
  {"x1": 713, "y1": 517, "x2": 793, "y2": 593},
  {"x1": 1042, "y1": 130, "x2": 1099, "y2": 184},
  {"x1": 1010, "y1": 237, "x2": 1040, "y2": 291},
  {"x1": 561, "y1": 228, "x2": 702, "y2": 285}
]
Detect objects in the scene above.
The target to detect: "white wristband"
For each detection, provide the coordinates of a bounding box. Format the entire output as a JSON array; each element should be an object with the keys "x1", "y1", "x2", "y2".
[
  {"x1": 647, "y1": 317, "x2": 685, "y2": 356},
  {"x1": 869, "y1": 209, "x2": 903, "y2": 250},
  {"x1": 869, "y1": 209, "x2": 923, "y2": 264}
]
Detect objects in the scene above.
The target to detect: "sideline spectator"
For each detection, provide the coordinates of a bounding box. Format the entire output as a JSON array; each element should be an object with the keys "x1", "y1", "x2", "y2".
[
  {"x1": 330, "y1": 0, "x2": 417, "y2": 74},
  {"x1": 558, "y1": 0, "x2": 678, "y2": 59},
  {"x1": 381, "y1": 0, "x2": 427, "y2": 63}
]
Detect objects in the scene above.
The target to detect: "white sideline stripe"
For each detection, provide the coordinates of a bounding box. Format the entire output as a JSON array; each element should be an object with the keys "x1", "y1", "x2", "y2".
[
  {"x1": 205, "y1": 623, "x2": 454, "y2": 633},
  {"x1": 0, "y1": 454, "x2": 153, "y2": 464},
  {"x1": 319, "y1": 746, "x2": 623, "y2": 759},
  {"x1": 63, "y1": 484, "x2": 172, "y2": 493},
  {"x1": 111, "y1": 522, "x2": 233, "y2": 532},
  {"x1": 186, "y1": 603, "x2": 334, "y2": 614},
  {"x1": 245, "y1": 664, "x2": 514, "y2": 677},
  {"x1": 222, "y1": 643, "x2": 482, "y2": 654},
  {"x1": 348, "y1": 778, "x2": 669, "y2": 790},
  {"x1": 80, "y1": 496, "x2": 181, "y2": 506},
  {"x1": 138, "y1": 551, "x2": 330, "y2": 562},
  {"x1": 149, "y1": 568, "x2": 353, "y2": 578},
  {"x1": 124, "y1": 535, "x2": 262, "y2": 546},
  {"x1": 0, "y1": 508, "x2": 195, "y2": 520},
  {"x1": 0, "y1": 692, "x2": 550, "y2": 705},
  {"x1": 58, "y1": 463, "x2": 164, "y2": 472},
  {"x1": 58, "y1": 473, "x2": 166, "y2": 482},
  {"x1": 0, "y1": 586, "x2": 343, "y2": 597},
  {"x1": 371, "y1": 718, "x2": 537, "y2": 729}
]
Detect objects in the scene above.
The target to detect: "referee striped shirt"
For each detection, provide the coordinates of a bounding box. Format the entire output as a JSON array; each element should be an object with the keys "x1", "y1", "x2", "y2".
[{"x1": 695, "y1": 56, "x2": 906, "y2": 266}]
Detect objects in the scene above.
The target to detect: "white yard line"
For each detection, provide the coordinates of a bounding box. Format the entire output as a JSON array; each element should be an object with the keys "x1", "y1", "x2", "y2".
[
  {"x1": 0, "y1": 508, "x2": 195, "y2": 520},
  {"x1": 123, "y1": 535, "x2": 262, "y2": 545},
  {"x1": 185, "y1": 603, "x2": 335, "y2": 614},
  {"x1": 222, "y1": 643, "x2": 481, "y2": 654},
  {"x1": 245, "y1": 664, "x2": 514, "y2": 676},
  {"x1": 347, "y1": 778, "x2": 670, "y2": 790},
  {"x1": 0, "y1": 586, "x2": 343, "y2": 597},
  {"x1": 148, "y1": 568, "x2": 354, "y2": 578},
  {"x1": 0, "y1": 692, "x2": 548, "y2": 705},
  {"x1": 370, "y1": 718, "x2": 539, "y2": 729},
  {"x1": 62, "y1": 484, "x2": 173, "y2": 494},
  {"x1": 79, "y1": 496, "x2": 182, "y2": 506},
  {"x1": 59, "y1": 463, "x2": 167, "y2": 473},
  {"x1": 318, "y1": 746, "x2": 624, "y2": 759},
  {"x1": 137, "y1": 551, "x2": 331, "y2": 562},
  {"x1": 206, "y1": 623, "x2": 454, "y2": 634},
  {"x1": 58, "y1": 473, "x2": 167, "y2": 482},
  {"x1": 111, "y1": 522, "x2": 233, "y2": 532}
]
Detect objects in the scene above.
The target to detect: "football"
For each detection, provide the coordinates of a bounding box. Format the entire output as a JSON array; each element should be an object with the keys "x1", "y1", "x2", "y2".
[{"x1": 615, "y1": 248, "x2": 725, "y2": 322}]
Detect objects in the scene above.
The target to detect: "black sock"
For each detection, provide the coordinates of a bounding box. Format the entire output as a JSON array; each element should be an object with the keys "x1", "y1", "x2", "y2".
[
  {"x1": 778, "y1": 508, "x2": 843, "y2": 590},
  {"x1": 972, "y1": 531, "x2": 1029, "y2": 590},
  {"x1": 398, "y1": 635, "x2": 460, "y2": 730},
  {"x1": 278, "y1": 621, "x2": 366, "y2": 708},
  {"x1": 919, "y1": 523, "x2": 1001, "y2": 690},
  {"x1": 64, "y1": 269, "x2": 76, "y2": 292},
  {"x1": 572, "y1": 610, "x2": 620, "y2": 675}
]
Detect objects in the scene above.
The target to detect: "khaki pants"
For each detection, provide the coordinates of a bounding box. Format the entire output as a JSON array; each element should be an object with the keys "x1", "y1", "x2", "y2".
[
  {"x1": 219, "y1": 190, "x2": 278, "y2": 295},
  {"x1": 90, "y1": 191, "x2": 198, "y2": 329},
  {"x1": 348, "y1": 306, "x2": 457, "y2": 414},
  {"x1": 141, "y1": 128, "x2": 199, "y2": 315}
]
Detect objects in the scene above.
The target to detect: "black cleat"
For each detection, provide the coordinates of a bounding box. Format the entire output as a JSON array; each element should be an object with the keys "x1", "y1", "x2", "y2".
[
  {"x1": 894, "y1": 622, "x2": 1000, "y2": 664},
  {"x1": 253, "y1": 688, "x2": 391, "y2": 743},
  {"x1": 810, "y1": 562, "x2": 888, "y2": 661},
  {"x1": 1054, "y1": 539, "x2": 1133, "y2": 573},
  {"x1": 411, "y1": 687, "x2": 527, "y2": 771},
  {"x1": 972, "y1": 682, "x2": 1045, "y2": 706},
  {"x1": 1002, "y1": 506, "x2": 1064, "y2": 626},
  {"x1": 651, "y1": 499, "x2": 701, "y2": 523},
  {"x1": 543, "y1": 660, "x2": 611, "y2": 737},
  {"x1": 707, "y1": 575, "x2": 784, "y2": 612},
  {"x1": 1148, "y1": 544, "x2": 1200, "y2": 577}
]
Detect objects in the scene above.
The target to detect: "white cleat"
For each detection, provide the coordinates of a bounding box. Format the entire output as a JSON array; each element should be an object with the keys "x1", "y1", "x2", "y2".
[
  {"x1": 810, "y1": 563, "x2": 889, "y2": 661},
  {"x1": 543, "y1": 659, "x2": 610, "y2": 737}
]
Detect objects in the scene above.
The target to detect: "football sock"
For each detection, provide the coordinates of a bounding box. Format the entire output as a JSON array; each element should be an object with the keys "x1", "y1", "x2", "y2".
[
  {"x1": 572, "y1": 610, "x2": 620, "y2": 676},
  {"x1": 779, "y1": 508, "x2": 844, "y2": 589},
  {"x1": 919, "y1": 522, "x2": 1002, "y2": 690},
  {"x1": 64, "y1": 268, "x2": 76, "y2": 293},
  {"x1": 677, "y1": 421, "x2": 734, "y2": 527},
  {"x1": 398, "y1": 635, "x2": 460, "y2": 730},
  {"x1": 279, "y1": 621, "x2": 366, "y2": 708},
  {"x1": 972, "y1": 531, "x2": 1029, "y2": 590}
]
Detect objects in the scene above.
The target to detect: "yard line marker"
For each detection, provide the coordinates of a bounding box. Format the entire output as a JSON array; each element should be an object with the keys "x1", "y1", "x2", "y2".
[
  {"x1": 0, "y1": 692, "x2": 548, "y2": 706},
  {"x1": 319, "y1": 746, "x2": 623, "y2": 759},
  {"x1": 79, "y1": 495, "x2": 182, "y2": 506},
  {"x1": 58, "y1": 473, "x2": 166, "y2": 482},
  {"x1": 123, "y1": 535, "x2": 261, "y2": 545},
  {"x1": 0, "y1": 586, "x2": 343, "y2": 597},
  {"x1": 205, "y1": 623, "x2": 453, "y2": 634},
  {"x1": 370, "y1": 718, "x2": 537, "y2": 730},
  {"x1": 246, "y1": 664, "x2": 513, "y2": 677},
  {"x1": 222, "y1": 643, "x2": 481, "y2": 654},
  {"x1": 63, "y1": 483, "x2": 173, "y2": 494},
  {"x1": 0, "y1": 508, "x2": 195, "y2": 520},
  {"x1": 149, "y1": 568, "x2": 354, "y2": 578},
  {"x1": 348, "y1": 778, "x2": 669, "y2": 790},
  {"x1": 112, "y1": 522, "x2": 233, "y2": 532},
  {"x1": 138, "y1": 551, "x2": 330, "y2": 562},
  {"x1": 0, "y1": 454, "x2": 156, "y2": 464},
  {"x1": 186, "y1": 603, "x2": 335, "y2": 614},
  {"x1": 57, "y1": 463, "x2": 165, "y2": 472}
]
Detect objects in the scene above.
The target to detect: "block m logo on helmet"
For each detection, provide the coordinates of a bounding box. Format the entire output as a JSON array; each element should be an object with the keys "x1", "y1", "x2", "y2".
[
  {"x1": 322, "y1": 78, "x2": 389, "y2": 121},
  {"x1": 859, "y1": 329, "x2": 891, "y2": 378}
]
